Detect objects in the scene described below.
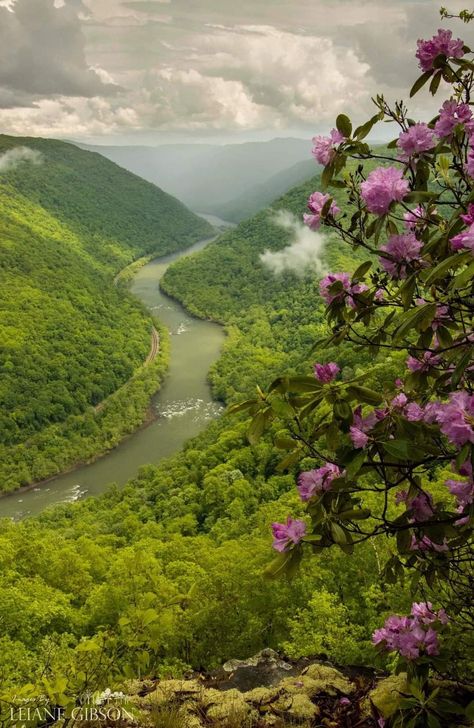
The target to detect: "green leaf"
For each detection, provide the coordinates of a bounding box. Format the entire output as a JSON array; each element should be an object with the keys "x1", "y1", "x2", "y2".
[
  {"x1": 466, "y1": 699, "x2": 474, "y2": 720},
  {"x1": 277, "y1": 448, "x2": 303, "y2": 472},
  {"x1": 399, "y1": 273, "x2": 417, "y2": 311},
  {"x1": 424, "y1": 250, "x2": 471, "y2": 285},
  {"x1": 321, "y1": 162, "x2": 334, "y2": 189},
  {"x1": 393, "y1": 303, "x2": 437, "y2": 343},
  {"x1": 345, "y1": 450, "x2": 366, "y2": 478},
  {"x1": 429, "y1": 70, "x2": 443, "y2": 95},
  {"x1": 336, "y1": 113, "x2": 352, "y2": 137},
  {"x1": 397, "y1": 527, "x2": 412, "y2": 553},
  {"x1": 451, "y1": 348, "x2": 472, "y2": 388},
  {"x1": 346, "y1": 384, "x2": 383, "y2": 405},
  {"x1": 449, "y1": 259, "x2": 474, "y2": 290},
  {"x1": 264, "y1": 547, "x2": 302, "y2": 579},
  {"x1": 409, "y1": 70, "x2": 433, "y2": 97},
  {"x1": 330, "y1": 521, "x2": 348, "y2": 545},
  {"x1": 227, "y1": 398, "x2": 258, "y2": 415},
  {"x1": 403, "y1": 190, "x2": 439, "y2": 203},
  {"x1": 353, "y1": 113, "x2": 382, "y2": 140},
  {"x1": 338, "y1": 508, "x2": 371, "y2": 521},
  {"x1": 333, "y1": 400, "x2": 353, "y2": 423},
  {"x1": 383, "y1": 439, "x2": 420, "y2": 461},
  {"x1": 352, "y1": 260, "x2": 372, "y2": 281},
  {"x1": 247, "y1": 410, "x2": 270, "y2": 445},
  {"x1": 274, "y1": 436, "x2": 297, "y2": 450}
]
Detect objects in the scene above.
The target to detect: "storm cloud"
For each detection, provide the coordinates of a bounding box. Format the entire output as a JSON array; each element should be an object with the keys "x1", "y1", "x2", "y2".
[{"x1": 0, "y1": 0, "x2": 472, "y2": 140}]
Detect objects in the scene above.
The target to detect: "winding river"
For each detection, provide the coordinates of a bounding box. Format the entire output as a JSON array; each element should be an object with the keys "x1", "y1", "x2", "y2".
[{"x1": 0, "y1": 216, "x2": 232, "y2": 520}]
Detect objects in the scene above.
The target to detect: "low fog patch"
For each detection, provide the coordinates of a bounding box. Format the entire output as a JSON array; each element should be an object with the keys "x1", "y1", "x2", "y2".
[
  {"x1": 260, "y1": 210, "x2": 327, "y2": 277},
  {"x1": 0, "y1": 146, "x2": 43, "y2": 173}
]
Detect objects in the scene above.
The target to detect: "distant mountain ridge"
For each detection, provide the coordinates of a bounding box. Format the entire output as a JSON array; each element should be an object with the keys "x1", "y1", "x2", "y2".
[{"x1": 74, "y1": 137, "x2": 311, "y2": 214}]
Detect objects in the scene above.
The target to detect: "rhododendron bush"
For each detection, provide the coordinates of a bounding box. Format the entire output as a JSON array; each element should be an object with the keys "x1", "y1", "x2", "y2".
[{"x1": 233, "y1": 9, "x2": 474, "y2": 726}]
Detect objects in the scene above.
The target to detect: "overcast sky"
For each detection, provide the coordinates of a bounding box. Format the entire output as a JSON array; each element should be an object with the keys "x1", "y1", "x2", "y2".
[{"x1": 0, "y1": 0, "x2": 472, "y2": 145}]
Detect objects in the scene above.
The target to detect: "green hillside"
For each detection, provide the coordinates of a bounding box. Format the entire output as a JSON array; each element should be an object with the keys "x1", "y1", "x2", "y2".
[
  {"x1": 0, "y1": 135, "x2": 212, "y2": 491},
  {"x1": 0, "y1": 156, "x2": 434, "y2": 708}
]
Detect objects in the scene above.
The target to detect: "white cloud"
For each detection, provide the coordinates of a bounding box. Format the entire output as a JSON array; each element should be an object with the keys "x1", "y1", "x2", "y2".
[
  {"x1": 0, "y1": 146, "x2": 43, "y2": 172},
  {"x1": 260, "y1": 210, "x2": 327, "y2": 276},
  {"x1": 0, "y1": 0, "x2": 16, "y2": 11}
]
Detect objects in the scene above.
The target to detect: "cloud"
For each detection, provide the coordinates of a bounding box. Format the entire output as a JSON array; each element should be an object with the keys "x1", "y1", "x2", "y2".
[
  {"x1": 260, "y1": 210, "x2": 327, "y2": 276},
  {"x1": 0, "y1": 146, "x2": 43, "y2": 172},
  {"x1": 0, "y1": 0, "x2": 467, "y2": 139},
  {"x1": 0, "y1": 0, "x2": 118, "y2": 102}
]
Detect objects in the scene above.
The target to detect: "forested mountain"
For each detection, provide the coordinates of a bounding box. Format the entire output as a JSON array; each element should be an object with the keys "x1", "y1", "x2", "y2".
[
  {"x1": 0, "y1": 135, "x2": 212, "y2": 491},
  {"x1": 2, "y1": 158, "x2": 457, "y2": 711},
  {"x1": 207, "y1": 158, "x2": 317, "y2": 222},
  {"x1": 76, "y1": 137, "x2": 310, "y2": 213}
]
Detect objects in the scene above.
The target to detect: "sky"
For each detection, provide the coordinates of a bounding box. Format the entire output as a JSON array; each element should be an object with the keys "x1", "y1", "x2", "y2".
[{"x1": 0, "y1": 0, "x2": 472, "y2": 145}]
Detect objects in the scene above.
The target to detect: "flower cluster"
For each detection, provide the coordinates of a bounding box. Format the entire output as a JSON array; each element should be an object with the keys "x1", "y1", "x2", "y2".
[
  {"x1": 271, "y1": 517, "x2": 306, "y2": 552},
  {"x1": 451, "y1": 225, "x2": 474, "y2": 254},
  {"x1": 397, "y1": 123, "x2": 436, "y2": 162},
  {"x1": 360, "y1": 166, "x2": 409, "y2": 215},
  {"x1": 434, "y1": 391, "x2": 474, "y2": 447},
  {"x1": 319, "y1": 272, "x2": 368, "y2": 307},
  {"x1": 297, "y1": 463, "x2": 343, "y2": 501},
  {"x1": 312, "y1": 128, "x2": 345, "y2": 166},
  {"x1": 304, "y1": 191, "x2": 340, "y2": 230},
  {"x1": 434, "y1": 99, "x2": 474, "y2": 138},
  {"x1": 379, "y1": 233, "x2": 424, "y2": 279},
  {"x1": 446, "y1": 460, "x2": 474, "y2": 511},
  {"x1": 313, "y1": 361, "x2": 340, "y2": 383},
  {"x1": 416, "y1": 28, "x2": 464, "y2": 72},
  {"x1": 372, "y1": 602, "x2": 448, "y2": 660},
  {"x1": 350, "y1": 405, "x2": 377, "y2": 449}
]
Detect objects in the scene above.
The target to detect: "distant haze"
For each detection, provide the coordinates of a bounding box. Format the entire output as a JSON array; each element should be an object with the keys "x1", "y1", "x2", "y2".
[{"x1": 76, "y1": 137, "x2": 314, "y2": 213}]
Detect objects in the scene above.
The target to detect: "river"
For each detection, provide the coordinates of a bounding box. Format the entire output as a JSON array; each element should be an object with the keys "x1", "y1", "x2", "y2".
[{"x1": 0, "y1": 216, "x2": 232, "y2": 520}]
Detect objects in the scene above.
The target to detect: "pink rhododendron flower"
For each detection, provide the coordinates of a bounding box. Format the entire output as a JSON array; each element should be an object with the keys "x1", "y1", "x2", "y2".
[
  {"x1": 350, "y1": 427, "x2": 369, "y2": 449},
  {"x1": 319, "y1": 273, "x2": 368, "y2": 308},
  {"x1": 297, "y1": 463, "x2": 343, "y2": 501},
  {"x1": 416, "y1": 29, "x2": 464, "y2": 72},
  {"x1": 435, "y1": 390, "x2": 474, "y2": 447},
  {"x1": 271, "y1": 517, "x2": 306, "y2": 551},
  {"x1": 314, "y1": 362, "x2": 340, "y2": 383},
  {"x1": 405, "y1": 402, "x2": 425, "y2": 421},
  {"x1": 312, "y1": 128, "x2": 345, "y2": 166},
  {"x1": 411, "y1": 602, "x2": 448, "y2": 625},
  {"x1": 407, "y1": 351, "x2": 441, "y2": 373},
  {"x1": 374, "y1": 288, "x2": 385, "y2": 301},
  {"x1": 403, "y1": 206, "x2": 426, "y2": 230},
  {"x1": 411, "y1": 534, "x2": 449, "y2": 553},
  {"x1": 431, "y1": 304, "x2": 450, "y2": 331},
  {"x1": 304, "y1": 191, "x2": 340, "y2": 230},
  {"x1": 446, "y1": 460, "x2": 474, "y2": 509},
  {"x1": 434, "y1": 100, "x2": 474, "y2": 138},
  {"x1": 392, "y1": 392, "x2": 408, "y2": 409},
  {"x1": 372, "y1": 603, "x2": 446, "y2": 660},
  {"x1": 395, "y1": 490, "x2": 434, "y2": 521},
  {"x1": 361, "y1": 166, "x2": 409, "y2": 215},
  {"x1": 379, "y1": 233, "x2": 423, "y2": 279},
  {"x1": 461, "y1": 203, "x2": 474, "y2": 225},
  {"x1": 350, "y1": 405, "x2": 377, "y2": 449},
  {"x1": 467, "y1": 146, "x2": 474, "y2": 178},
  {"x1": 450, "y1": 223, "x2": 474, "y2": 254},
  {"x1": 397, "y1": 123, "x2": 436, "y2": 161}
]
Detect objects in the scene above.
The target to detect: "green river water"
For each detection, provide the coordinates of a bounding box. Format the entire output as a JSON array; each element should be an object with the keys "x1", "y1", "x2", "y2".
[{"x1": 0, "y1": 216, "x2": 231, "y2": 520}]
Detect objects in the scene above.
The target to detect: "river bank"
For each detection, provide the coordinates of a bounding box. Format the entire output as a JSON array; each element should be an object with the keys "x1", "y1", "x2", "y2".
[{"x1": 0, "y1": 224, "x2": 231, "y2": 520}]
